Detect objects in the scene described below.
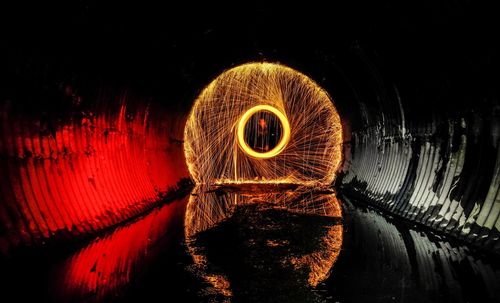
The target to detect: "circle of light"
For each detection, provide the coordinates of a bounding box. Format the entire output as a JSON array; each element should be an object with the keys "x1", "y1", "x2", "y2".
[
  {"x1": 237, "y1": 105, "x2": 291, "y2": 159},
  {"x1": 183, "y1": 62, "x2": 343, "y2": 185}
]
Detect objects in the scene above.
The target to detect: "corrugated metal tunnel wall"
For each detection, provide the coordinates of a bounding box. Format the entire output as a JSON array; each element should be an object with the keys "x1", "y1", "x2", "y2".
[
  {"x1": 337, "y1": 52, "x2": 500, "y2": 253},
  {"x1": 0, "y1": 82, "x2": 189, "y2": 254},
  {"x1": 1, "y1": 1, "x2": 498, "y2": 258},
  {"x1": 2, "y1": 57, "x2": 499, "y2": 257}
]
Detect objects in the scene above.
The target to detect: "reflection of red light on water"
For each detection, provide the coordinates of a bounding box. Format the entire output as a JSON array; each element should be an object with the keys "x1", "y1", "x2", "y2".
[
  {"x1": 54, "y1": 196, "x2": 187, "y2": 301},
  {"x1": 0, "y1": 99, "x2": 188, "y2": 253}
]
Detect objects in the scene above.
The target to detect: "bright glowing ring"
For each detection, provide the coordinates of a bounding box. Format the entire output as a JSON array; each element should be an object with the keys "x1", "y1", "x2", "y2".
[{"x1": 237, "y1": 105, "x2": 291, "y2": 159}]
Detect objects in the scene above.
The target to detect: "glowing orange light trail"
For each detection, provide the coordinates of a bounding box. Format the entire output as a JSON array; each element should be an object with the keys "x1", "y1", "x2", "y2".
[
  {"x1": 237, "y1": 104, "x2": 291, "y2": 159},
  {"x1": 184, "y1": 62, "x2": 342, "y2": 185}
]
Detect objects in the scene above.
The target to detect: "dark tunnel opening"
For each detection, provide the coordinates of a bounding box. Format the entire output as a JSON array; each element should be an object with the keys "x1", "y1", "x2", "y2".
[
  {"x1": 1, "y1": 2, "x2": 499, "y2": 302},
  {"x1": 243, "y1": 110, "x2": 283, "y2": 153}
]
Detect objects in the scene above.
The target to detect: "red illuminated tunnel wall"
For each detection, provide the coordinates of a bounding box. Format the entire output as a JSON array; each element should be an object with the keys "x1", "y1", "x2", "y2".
[{"x1": 0, "y1": 93, "x2": 189, "y2": 254}]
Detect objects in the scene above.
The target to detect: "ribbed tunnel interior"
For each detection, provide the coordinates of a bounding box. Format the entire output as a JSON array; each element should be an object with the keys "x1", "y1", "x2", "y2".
[
  {"x1": 335, "y1": 26, "x2": 500, "y2": 253},
  {"x1": 1, "y1": 2, "x2": 499, "y2": 302},
  {"x1": 0, "y1": 95, "x2": 188, "y2": 252}
]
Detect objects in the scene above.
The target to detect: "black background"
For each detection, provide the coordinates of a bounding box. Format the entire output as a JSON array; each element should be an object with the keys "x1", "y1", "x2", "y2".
[{"x1": 1, "y1": 1, "x2": 498, "y2": 123}]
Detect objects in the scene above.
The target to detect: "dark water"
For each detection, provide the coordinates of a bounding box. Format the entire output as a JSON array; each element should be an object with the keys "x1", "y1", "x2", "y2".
[
  {"x1": 187, "y1": 203, "x2": 342, "y2": 302},
  {"x1": 0, "y1": 191, "x2": 499, "y2": 303},
  {"x1": 326, "y1": 197, "x2": 500, "y2": 303}
]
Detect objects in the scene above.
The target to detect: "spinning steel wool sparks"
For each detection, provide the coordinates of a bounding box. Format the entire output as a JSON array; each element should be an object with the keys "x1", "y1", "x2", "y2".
[{"x1": 184, "y1": 63, "x2": 342, "y2": 185}]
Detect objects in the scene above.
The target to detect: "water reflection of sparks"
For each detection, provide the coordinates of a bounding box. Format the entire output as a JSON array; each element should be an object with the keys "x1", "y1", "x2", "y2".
[{"x1": 184, "y1": 185, "x2": 343, "y2": 296}]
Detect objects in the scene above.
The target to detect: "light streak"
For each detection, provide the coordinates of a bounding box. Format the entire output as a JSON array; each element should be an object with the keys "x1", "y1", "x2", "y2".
[
  {"x1": 183, "y1": 63, "x2": 344, "y2": 291},
  {"x1": 184, "y1": 62, "x2": 342, "y2": 185},
  {"x1": 236, "y1": 104, "x2": 291, "y2": 159}
]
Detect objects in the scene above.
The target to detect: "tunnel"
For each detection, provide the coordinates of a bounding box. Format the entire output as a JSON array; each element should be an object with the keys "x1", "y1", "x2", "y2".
[{"x1": 1, "y1": 2, "x2": 499, "y2": 303}]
